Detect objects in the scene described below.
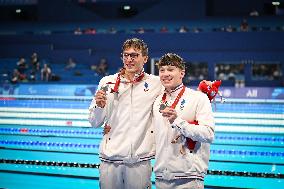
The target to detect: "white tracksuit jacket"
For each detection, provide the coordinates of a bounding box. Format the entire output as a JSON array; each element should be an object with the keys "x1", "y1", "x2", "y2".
[
  {"x1": 88, "y1": 73, "x2": 162, "y2": 164},
  {"x1": 153, "y1": 86, "x2": 215, "y2": 181}
]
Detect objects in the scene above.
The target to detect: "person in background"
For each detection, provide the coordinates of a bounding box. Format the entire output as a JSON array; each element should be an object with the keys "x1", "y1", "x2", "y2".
[
  {"x1": 160, "y1": 26, "x2": 169, "y2": 33},
  {"x1": 153, "y1": 53, "x2": 215, "y2": 189},
  {"x1": 41, "y1": 63, "x2": 52, "y2": 81},
  {"x1": 11, "y1": 69, "x2": 26, "y2": 83},
  {"x1": 74, "y1": 27, "x2": 83, "y2": 35},
  {"x1": 16, "y1": 57, "x2": 27, "y2": 74},
  {"x1": 31, "y1": 52, "x2": 40, "y2": 71},
  {"x1": 65, "y1": 57, "x2": 76, "y2": 70},
  {"x1": 178, "y1": 25, "x2": 189, "y2": 33},
  {"x1": 240, "y1": 18, "x2": 249, "y2": 32},
  {"x1": 96, "y1": 58, "x2": 109, "y2": 76}
]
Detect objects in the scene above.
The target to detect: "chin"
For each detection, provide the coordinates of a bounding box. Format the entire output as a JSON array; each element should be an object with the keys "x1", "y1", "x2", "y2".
[
  {"x1": 162, "y1": 83, "x2": 173, "y2": 89},
  {"x1": 125, "y1": 68, "x2": 136, "y2": 73},
  {"x1": 125, "y1": 67, "x2": 137, "y2": 72}
]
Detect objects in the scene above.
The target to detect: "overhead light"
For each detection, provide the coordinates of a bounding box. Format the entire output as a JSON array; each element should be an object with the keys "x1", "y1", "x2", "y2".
[
  {"x1": 16, "y1": 9, "x2": 21, "y2": 13},
  {"x1": 123, "y1": 5, "x2": 131, "y2": 10},
  {"x1": 272, "y1": 2, "x2": 280, "y2": 6}
]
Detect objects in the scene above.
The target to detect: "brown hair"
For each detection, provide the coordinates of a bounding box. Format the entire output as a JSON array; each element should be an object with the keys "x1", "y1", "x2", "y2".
[
  {"x1": 122, "y1": 38, "x2": 148, "y2": 56},
  {"x1": 156, "y1": 53, "x2": 185, "y2": 70}
]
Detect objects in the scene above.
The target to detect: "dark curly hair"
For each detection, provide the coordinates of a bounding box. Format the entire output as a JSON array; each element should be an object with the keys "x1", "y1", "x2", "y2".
[{"x1": 156, "y1": 53, "x2": 185, "y2": 70}]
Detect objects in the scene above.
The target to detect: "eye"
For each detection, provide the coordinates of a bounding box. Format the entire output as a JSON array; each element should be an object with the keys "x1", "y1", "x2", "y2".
[
  {"x1": 122, "y1": 52, "x2": 140, "y2": 59},
  {"x1": 130, "y1": 53, "x2": 139, "y2": 58}
]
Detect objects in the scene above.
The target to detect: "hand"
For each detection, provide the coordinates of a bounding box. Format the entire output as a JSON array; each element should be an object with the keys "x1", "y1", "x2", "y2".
[
  {"x1": 160, "y1": 107, "x2": 177, "y2": 124},
  {"x1": 103, "y1": 125, "x2": 111, "y2": 135},
  {"x1": 95, "y1": 90, "x2": 107, "y2": 108}
]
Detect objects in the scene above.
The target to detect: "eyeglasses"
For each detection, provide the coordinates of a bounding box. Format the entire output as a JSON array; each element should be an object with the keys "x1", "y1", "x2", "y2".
[{"x1": 121, "y1": 52, "x2": 141, "y2": 60}]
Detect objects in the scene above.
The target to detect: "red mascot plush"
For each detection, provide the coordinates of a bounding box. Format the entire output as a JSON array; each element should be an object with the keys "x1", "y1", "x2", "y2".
[
  {"x1": 187, "y1": 80, "x2": 222, "y2": 151},
  {"x1": 198, "y1": 80, "x2": 222, "y2": 102}
]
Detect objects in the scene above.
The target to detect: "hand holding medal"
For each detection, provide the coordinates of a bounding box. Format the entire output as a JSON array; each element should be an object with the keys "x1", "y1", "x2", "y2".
[
  {"x1": 100, "y1": 85, "x2": 109, "y2": 93},
  {"x1": 159, "y1": 103, "x2": 167, "y2": 112},
  {"x1": 160, "y1": 106, "x2": 178, "y2": 124},
  {"x1": 95, "y1": 85, "x2": 109, "y2": 108},
  {"x1": 159, "y1": 85, "x2": 185, "y2": 124}
]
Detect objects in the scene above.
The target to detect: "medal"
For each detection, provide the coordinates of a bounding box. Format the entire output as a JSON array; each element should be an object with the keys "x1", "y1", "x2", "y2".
[
  {"x1": 159, "y1": 103, "x2": 167, "y2": 111},
  {"x1": 160, "y1": 85, "x2": 186, "y2": 110},
  {"x1": 100, "y1": 85, "x2": 109, "y2": 92}
]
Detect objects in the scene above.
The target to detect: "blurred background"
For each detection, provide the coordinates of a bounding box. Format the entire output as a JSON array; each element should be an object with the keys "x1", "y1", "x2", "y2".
[{"x1": 0, "y1": 0, "x2": 283, "y2": 188}]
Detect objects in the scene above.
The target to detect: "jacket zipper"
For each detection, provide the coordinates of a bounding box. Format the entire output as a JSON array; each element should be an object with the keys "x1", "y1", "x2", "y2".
[{"x1": 130, "y1": 84, "x2": 133, "y2": 157}]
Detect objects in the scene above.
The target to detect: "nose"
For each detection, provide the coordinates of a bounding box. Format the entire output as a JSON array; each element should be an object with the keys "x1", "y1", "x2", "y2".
[{"x1": 160, "y1": 71, "x2": 170, "y2": 78}]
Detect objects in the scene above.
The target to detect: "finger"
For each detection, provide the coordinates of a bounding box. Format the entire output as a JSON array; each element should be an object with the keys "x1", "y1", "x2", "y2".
[
  {"x1": 96, "y1": 96, "x2": 107, "y2": 101},
  {"x1": 96, "y1": 92, "x2": 106, "y2": 98},
  {"x1": 96, "y1": 100, "x2": 106, "y2": 108},
  {"x1": 163, "y1": 110, "x2": 175, "y2": 116},
  {"x1": 160, "y1": 108, "x2": 172, "y2": 114},
  {"x1": 95, "y1": 90, "x2": 106, "y2": 97},
  {"x1": 97, "y1": 90, "x2": 106, "y2": 95},
  {"x1": 162, "y1": 113, "x2": 171, "y2": 117}
]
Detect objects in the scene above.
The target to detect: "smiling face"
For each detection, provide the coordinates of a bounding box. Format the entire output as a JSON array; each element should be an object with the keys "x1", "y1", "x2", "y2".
[
  {"x1": 122, "y1": 47, "x2": 148, "y2": 74},
  {"x1": 121, "y1": 38, "x2": 148, "y2": 76},
  {"x1": 159, "y1": 65, "x2": 185, "y2": 90},
  {"x1": 157, "y1": 53, "x2": 186, "y2": 90}
]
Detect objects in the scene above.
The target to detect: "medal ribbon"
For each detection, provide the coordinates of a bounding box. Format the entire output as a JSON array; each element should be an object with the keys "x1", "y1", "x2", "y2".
[
  {"x1": 161, "y1": 85, "x2": 185, "y2": 109},
  {"x1": 106, "y1": 69, "x2": 145, "y2": 93}
]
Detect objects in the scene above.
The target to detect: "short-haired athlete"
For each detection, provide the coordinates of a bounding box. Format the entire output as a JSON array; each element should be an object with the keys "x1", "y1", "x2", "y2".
[
  {"x1": 88, "y1": 38, "x2": 162, "y2": 189},
  {"x1": 153, "y1": 53, "x2": 216, "y2": 189}
]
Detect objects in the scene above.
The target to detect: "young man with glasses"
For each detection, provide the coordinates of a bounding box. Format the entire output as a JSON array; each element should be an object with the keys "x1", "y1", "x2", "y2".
[
  {"x1": 88, "y1": 38, "x2": 162, "y2": 189},
  {"x1": 153, "y1": 53, "x2": 215, "y2": 189}
]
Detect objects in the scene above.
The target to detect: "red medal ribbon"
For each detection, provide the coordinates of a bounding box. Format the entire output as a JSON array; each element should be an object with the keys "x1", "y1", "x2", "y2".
[
  {"x1": 133, "y1": 72, "x2": 145, "y2": 83},
  {"x1": 161, "y1": 85, "x2": 185, "y2": 109},
  {"x1": 161, "y1": 85, "x2": 197, "y2": 152},
  {"x1": 107, "y1": 70, "x2": 145, "y2": 93},
  {"x1": 111, "y1": 73, "x2": 121, "y2": 93}
]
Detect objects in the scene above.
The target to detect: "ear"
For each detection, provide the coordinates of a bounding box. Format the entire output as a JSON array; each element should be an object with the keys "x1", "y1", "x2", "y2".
[
  {"x1": 143, "y1": 56, "x2": 148, "y2": 64},
  {"x1": 180, "y1": 69, "x2": 185, "y2": 78}
]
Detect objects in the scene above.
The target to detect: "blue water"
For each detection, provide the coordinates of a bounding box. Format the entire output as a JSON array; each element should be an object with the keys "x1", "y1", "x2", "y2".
[
  {"x1": 0, "y1": 98, "x2": 283, "y2": 189},
  {"x1": 1, "y1": 99, "x2": 283, "y2": 114}
]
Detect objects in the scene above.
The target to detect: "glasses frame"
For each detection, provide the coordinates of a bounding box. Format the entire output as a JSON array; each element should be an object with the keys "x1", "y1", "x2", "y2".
[{"x1": 121, "y1": 52, "x2": 142, "y2": 60}]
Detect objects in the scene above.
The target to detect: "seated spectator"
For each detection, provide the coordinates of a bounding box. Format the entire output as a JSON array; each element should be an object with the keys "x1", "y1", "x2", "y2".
[
  {"x1": 108, "y1": 27, "x2": 117, "y2": 34},
  {"x1": 65, "y1": 57, "x2": 76, "y2": 70},
  {"x1": 137, "y1": 27, "x2": 145, "y2": 34},
  {"x1": 226, "y1": 25, "x2": 234, "y2": 32},
  {"x1": 11, "y1": 69, "x2": 27, "y2": 84},
  {"x1": 160, "y1": 26, "x2": 169, "y2": 33},
  {"x1": 192, "y1": 27, "x2": 201, "y2": 33},
  {"x1": 250, "y1": 8, "x2": 259, "y2": 16},
  {"x1": 91, "y1": 58, "x2": 109, "y2": 76},
  {"x1": 240, "y1": 19, "x2": 249, "y2": 32},
  {"x1": 41, "y1": 63, "x2": 52, "y2": 81},
  {"x1": 74, "y1": 27, "x2": 83, "y2": 35},
  {"x1": 178, "y1": 25, "x2": 189, "y2": 33},
  {"x1": 85, "y1": 28, "x2": 96, "y2": 34},
  {"x1": 17, "y1": 58, "x2": 27, "y2": 74},
  {"x1": 30, "y1": 52, "x2": 40, "y2": 72}
]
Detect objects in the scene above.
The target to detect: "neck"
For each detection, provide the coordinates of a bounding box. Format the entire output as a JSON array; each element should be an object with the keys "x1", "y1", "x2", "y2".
[
  {"x1": 165, "y1": 83, "x2": 183, "y2": 93},
  {"x1": 124, "y1": 69, "x2": 143, "y2": 81},
  {"x1": 124, "y1": 71, "x2": 135, "y2": 81}
]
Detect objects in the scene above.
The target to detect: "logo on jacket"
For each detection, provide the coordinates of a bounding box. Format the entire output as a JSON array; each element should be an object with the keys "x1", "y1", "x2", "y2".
[
  {"x1": 180, "y1": 99, "x2": 185, "y2": 110},
  {"x1": 144, "y1": 82, "x2": 149, "y2": 92}
]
